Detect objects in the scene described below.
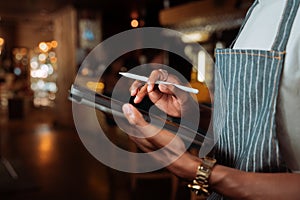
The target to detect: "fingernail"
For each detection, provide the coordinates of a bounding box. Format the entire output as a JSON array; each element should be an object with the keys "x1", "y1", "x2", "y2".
[
  {"x1": 123, "y1": 104, "x2": 131, "y2": 114},
  {"x1": 123, "y1": 104, "x2": 134, "y2": 119},
  {"x1": 147, "y1": 83, "x2": 153, "y2": 92},
  {"x1": 130, "y1": 89, "x2": 136, "y2": 96}
]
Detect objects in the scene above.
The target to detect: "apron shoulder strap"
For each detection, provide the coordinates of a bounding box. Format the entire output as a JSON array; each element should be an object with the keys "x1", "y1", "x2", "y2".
[{"x1": 271, "y1": 0, "x2": 300, "y2": 51}]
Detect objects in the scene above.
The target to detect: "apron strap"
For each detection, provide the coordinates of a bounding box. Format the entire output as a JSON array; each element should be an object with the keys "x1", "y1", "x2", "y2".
[
  {"x1": 229, "y1": 0, "x2": 259, "y2": 48},
  {"x1": 271, "y1": 0, "x2": 300, "y2": 51}
]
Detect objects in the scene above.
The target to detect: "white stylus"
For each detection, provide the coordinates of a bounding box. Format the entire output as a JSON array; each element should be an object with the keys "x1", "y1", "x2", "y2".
[{"x1": 119, "y1": 72, "x2": 199, "y2": 94}]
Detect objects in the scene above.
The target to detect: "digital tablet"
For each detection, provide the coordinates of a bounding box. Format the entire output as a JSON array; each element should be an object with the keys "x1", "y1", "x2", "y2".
[{"x1": 68, "y1": 84, "x2": 211, "y2": 147}]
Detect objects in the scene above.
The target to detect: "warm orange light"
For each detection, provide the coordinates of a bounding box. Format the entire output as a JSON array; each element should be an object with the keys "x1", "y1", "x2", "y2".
[
  {"x1": 50, "y1": 57, "x2": 57, "y2": 64},
  {"x1": 131, "y1": 19, "x2": 139, "y2": 28},
  {"x1": 51, "y1": 40, "x2": 58, "y2": 48},
  {"x1": 86, "y1": 81, "x2": 105, "y2": 92},
  {"x1": 0, "y1": 37, "x2": 4, "y2": 46},
  {"x1": 37, "y1": 126, "x2": 54, "y2": 165}
]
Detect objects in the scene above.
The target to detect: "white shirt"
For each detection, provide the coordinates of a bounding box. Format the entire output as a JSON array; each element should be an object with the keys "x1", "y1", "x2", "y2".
[{"x1": 233, "y1": 0, "x2": 300, "y2": 172}]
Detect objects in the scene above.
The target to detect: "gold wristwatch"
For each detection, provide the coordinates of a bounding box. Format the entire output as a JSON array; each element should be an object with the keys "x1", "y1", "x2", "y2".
[{"x1": 188, "y1": 157, "x2": 217, "y2": 196}]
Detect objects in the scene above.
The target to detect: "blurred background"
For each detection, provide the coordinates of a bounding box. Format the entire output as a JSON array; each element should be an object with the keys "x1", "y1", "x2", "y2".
[{"x1": 0, "y1": 0, "x2": 253, "y2": 199}]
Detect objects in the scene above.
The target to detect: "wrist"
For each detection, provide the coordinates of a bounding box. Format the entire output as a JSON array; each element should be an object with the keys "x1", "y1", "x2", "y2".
[{"x1": 167, "y1": 152, "x2": 201, "y2": 180}]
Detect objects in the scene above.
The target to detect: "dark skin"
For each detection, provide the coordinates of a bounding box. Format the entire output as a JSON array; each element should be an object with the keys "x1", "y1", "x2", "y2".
[{"x1": 122, "y1": 69, "x2": 300, "y2": 200}]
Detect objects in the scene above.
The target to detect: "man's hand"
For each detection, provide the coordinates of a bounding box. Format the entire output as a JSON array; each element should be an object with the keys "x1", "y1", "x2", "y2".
[
  {"x1": 122, "y1": 103, "x2": 201, "y2": 180},
  {"x1": 129, "y1": 69, "x2": 199, "y2": 119}
]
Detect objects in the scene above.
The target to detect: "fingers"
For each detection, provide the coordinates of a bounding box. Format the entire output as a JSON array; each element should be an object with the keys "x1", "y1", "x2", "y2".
[
  {"x1": 129, "y1": 80, "x2": 148, "y2": 103},
  {"x1": 122, "y1": 104, "x2": 188, "y2": 161},
  {"x1": 133, "y1": 84, "x2": 148, "y2": 103},
  {"x1": 147, "y1": 69, "x2": 169, "y2": 92},
  {"x1": 129, "y1": 69, "x2": 172, "y2": 103},
  {"x1": 128, "y1": 69, "x2": 189, "y2": 110},
  {"x1": 128, "y1": 69, "x2": 168, "y2": 95},
  {"x1": 122, "y1": 103, "x2": 148, "y2": 126},
  {"x1": 122, "y1": 103, "x2": 161, "y2": 140},
  {"x1": 122, "y1": 103, "x2": 176, "y2": 148},
  {"x1": 129, "y1": 80, "x2": 144, "y2": 96}
]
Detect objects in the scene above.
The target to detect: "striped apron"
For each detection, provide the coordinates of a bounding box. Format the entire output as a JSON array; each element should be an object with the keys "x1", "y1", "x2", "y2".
[{"x1": 210, "y1": 0, "x2": 300, "y2": 199}]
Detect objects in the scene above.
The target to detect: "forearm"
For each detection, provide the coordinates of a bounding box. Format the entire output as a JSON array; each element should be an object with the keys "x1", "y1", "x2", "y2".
[{"x1": 210, "y1": 165, "x2": 300, "y2": 200}]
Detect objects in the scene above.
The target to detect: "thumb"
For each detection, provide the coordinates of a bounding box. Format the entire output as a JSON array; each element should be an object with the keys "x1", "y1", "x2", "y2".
[{"x1": 122, "y1": 103, "x2": 148, "y2": 126}]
